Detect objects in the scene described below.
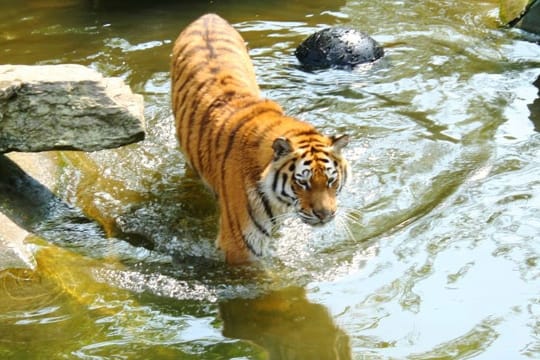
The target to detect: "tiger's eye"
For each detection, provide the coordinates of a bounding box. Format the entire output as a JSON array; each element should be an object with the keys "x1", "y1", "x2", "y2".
[{"x1": 327, "y1": 177, "x2": 336, "y2": 187}]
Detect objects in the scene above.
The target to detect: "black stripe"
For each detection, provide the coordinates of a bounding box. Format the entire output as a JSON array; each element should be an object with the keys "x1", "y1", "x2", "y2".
[
  {"x1": 197, "y1": 92, "x2": 238, "y2": 174},
  {"x1": 172, "y1": 42, "x2": 189, "y2": 71},
  {"x1": 221, "y1": 105, "x2": 281, "y2": 163},
  {"x1": 216, "y1": 105, "x2": 282, "y2": 259},
  {"x1": 172, "y1": 47, "x2": 207, "y2": 83},
  {"x1": 175, "y1": 86, "x2": 195, "y2": 146},
  {"x1": 204, "y1": 20, "x2": 216, "y2": 59},
  {"x1": 172, "y1": 61, "x2": 207, "y2": 110},
  {"x1": 320, "y1": 150, "x2": 331, "y2": 157},
  {"x1": 181, "y1": 40, "x2": 239, "y2": 58},
  {"x1": 276, "y1": 196, "x2": 293, "y2": 206},
  {"x1": 271, "y1": 165, "x2": 294, "y2": 206},
  {"x1": 178, "y1": 77, "x2": 218, "y2": 152},
  {"x1": 247, "y1": 203, "x2": 271, "y2": 237},
  {"x1": 173, "y1": 41, "x2": 244, "y2": 84},
  {"x1": 203, "y1": 16, "x2": 243, "y2": 59},
  {"x1": 272, "y1": 159, "x2": 293, "y2": 193},
  {"x1": 271, "y1": 171, "x2": 279, "y2": 193},
  {"x1": 202, "y1": 14, "x2": 213, "y2": 56},
  {"x1": 218, "y1": 105, "x2": 283, "y2": 218},
  {"x1": 211, "y1": 98, "x2": 262, "y2": 161},
  {"x1": 257, "y1": 188, "x2": 276, "y2": 226},
  {"x1": 244, "y1": 236, "x2": 262, "y2": 257},
  {"x1": 207, "y1": 43, "x2": 243, "y2": 59},
  {"x1": 280, "y1": 173, "x2": 296, "y2": 204},
  {"x1": 184, "y1": 28, "x2": 205, "y2": 39},
  {"x1": 283, "y1": 128, "x2": 320, "y2": 139},
  {"x1": 185, "y1": 77, "x2": 223, "y2": 171},
  {"x1": 250, "y1": 116, "x2": 285, "y2": 154},
  {"x1": 220, "y1": 186, "x2": 262, "y2": 258}
]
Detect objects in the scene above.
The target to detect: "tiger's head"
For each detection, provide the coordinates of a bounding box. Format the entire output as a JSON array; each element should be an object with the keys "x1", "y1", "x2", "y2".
[{"x1": 261, "y1": 133, "x2": 350, "y2": 226}]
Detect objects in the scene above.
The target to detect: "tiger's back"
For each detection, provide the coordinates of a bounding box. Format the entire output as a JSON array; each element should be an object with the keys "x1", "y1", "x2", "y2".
[
  {"x1": 172, "y1": 14, "x2": 286, "y2": 187},
  {"x1": 171, "y1": 14, "x2": 350, "y2": 264},
  {"x1": 172, "y1": 14, "x2": 260, "y2": 179}
]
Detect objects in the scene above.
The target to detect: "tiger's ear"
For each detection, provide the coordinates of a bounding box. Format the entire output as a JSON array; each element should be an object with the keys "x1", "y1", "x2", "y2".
[
  {"x1": 272, "y1": 137, "x2": 293, "y2": 160},
  {"x1": 331, "y1": 134, "x2": 349, "y2": 153}
]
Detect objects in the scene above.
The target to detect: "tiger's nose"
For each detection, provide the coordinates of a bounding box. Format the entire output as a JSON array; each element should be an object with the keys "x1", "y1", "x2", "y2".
[{"x1": 313, "y1": 208, "x2": 335, "y2": 222}]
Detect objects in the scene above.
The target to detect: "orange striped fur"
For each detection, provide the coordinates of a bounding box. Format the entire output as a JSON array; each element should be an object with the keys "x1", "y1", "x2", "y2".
[{"x1": 171, "y1": 14, "x2": 350, "y2": 264}]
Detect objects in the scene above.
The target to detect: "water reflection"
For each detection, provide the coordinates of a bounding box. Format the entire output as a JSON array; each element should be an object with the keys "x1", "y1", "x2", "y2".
[
  {"x1": 0, "y1": 267, "x2": 78, "y2": 357},
  {"x1": 220, "y1": 286, "x2": 351, "y2": 359},
  {"x1": 1, "y1": 0, "x2": 540, "y2": 358}
]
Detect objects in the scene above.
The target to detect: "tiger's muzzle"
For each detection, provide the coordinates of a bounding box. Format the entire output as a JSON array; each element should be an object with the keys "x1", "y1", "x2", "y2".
[{"x1": 298, "y1": 207, "x2": 336, "y2": 226}]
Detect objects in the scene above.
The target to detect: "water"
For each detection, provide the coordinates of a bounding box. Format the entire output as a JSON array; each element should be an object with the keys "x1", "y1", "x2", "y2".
[{"x1": 1, "y1": 0, "x2": 539, "y2": 359}]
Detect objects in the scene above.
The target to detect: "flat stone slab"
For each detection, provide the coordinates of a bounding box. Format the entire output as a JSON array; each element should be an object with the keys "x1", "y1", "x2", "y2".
[{"x1": 0, "y1": 64, "x2": 145, "y2": 153}]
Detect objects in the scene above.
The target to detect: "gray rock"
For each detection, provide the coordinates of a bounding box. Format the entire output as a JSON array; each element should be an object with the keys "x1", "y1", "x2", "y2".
[
  {"x1": 295, "y1": 27, "x2": 384, "y2": 70},
  {"x1": 0, "y1": 64, "x2": 145, "y2": 153}
]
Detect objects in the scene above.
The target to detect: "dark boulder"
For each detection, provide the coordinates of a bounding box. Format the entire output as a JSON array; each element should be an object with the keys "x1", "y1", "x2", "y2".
[
  {"x1": 516, "y1": 0, "x2": 540, "y2": 34},
  {"x1": 295, "y1": 27, "x2": 384, "y2": 70}
]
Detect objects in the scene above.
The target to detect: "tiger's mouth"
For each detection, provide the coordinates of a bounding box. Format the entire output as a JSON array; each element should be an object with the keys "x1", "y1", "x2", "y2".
[{"x1": 298, "y1": 209, "x2": 336, "y2": 226}]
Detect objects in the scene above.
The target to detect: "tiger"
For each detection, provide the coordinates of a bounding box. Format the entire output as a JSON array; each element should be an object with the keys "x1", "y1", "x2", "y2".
[{"x1": 171, "y1": 13, "x2": 350, "y2": 264}]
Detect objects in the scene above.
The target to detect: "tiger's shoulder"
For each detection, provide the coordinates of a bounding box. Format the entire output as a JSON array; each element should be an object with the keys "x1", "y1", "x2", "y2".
[{"x1": 171, "y1": 13, "x2": 260, "y2": 106}]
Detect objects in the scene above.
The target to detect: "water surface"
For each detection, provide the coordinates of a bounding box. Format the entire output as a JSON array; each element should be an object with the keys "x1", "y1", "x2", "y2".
[{"x1": 1, "y1": 0, "x2": 539, "y2": 359}]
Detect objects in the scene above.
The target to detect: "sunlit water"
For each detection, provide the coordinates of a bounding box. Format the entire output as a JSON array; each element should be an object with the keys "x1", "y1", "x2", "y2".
[{"x1": 1, "y1": 0, "x2": 539, "y2": 359}]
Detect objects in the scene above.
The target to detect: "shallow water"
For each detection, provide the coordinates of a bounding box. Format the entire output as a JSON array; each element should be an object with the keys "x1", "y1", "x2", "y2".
[{"x1": 1, "y1": 0, "x2": 540, "y2": 359}]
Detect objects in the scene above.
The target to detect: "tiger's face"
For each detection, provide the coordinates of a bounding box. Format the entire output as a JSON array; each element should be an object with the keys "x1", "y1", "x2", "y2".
[{"x1": 265, "y1": 134, "x2": 350, "y2": 226}]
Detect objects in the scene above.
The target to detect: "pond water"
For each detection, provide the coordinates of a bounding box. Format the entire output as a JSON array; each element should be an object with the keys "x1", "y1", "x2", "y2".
[{"x1": 1, "y1": 0, "x2": 540, "y2": 359}]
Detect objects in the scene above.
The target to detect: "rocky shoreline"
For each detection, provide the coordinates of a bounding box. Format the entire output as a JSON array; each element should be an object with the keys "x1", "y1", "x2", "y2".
[{"x1": 0, "y1": 65, "x2": 146, "y2": 271}]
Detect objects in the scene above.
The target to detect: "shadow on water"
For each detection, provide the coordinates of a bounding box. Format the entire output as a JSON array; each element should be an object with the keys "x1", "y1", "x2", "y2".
[
  {"x1": 0, "y1": 154, "x2": 123, "y2": 258},
  {"x1": 0, "y1": 155, "x2": 99, "y2": 237},
  {"x1": 220, "y1": 286, "x2": 351, "y2": 359}
]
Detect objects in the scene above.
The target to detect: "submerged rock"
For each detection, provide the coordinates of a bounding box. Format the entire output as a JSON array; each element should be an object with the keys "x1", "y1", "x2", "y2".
[
  {"x1": 295, "y1": 27, "x2": 384, "y2": 70},
  {"x1": 0, "y1": 64, "x2": 145, "y2": 153}
]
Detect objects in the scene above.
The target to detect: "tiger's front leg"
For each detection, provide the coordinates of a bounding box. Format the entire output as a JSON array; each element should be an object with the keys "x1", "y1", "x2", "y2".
[{"x1": 217, "y1": 203, "x2": 256, "y2": 265}]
